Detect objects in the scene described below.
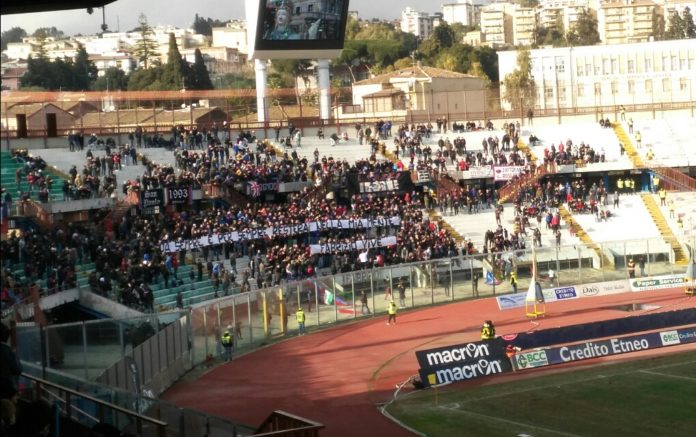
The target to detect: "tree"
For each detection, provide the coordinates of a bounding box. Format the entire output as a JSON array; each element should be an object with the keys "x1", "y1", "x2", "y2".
[
  {"x1": 450, "y1": 23, "x2": 478, "y2": 43},
  {"x1": 270, "y1": 59, "x2": 311, "y2": 88},
  {"x1": 192, "y1": 14, "x2": 227, "y2": 36},
  {"x1": 431, "y1": 23, "x2": 457, "y2": 49},
  {"x1": 566, "y1": 10, "x2": 600, "y2": 46},
  {"x1": 193, "y1": 13, "x2": 213, "y2": 36},
  {"x1": 434, "y1": 44, "x2": 474, "y2": 73},
  {"x1": 160, "y1": 33, "x2": 192, "y2": 90},
  {"x1": 72, "y1": 44, "x2": 97, "y2": 90},
  {"x1": 345, "y1": 16, "x2": 361, "y2": 39},
  {"x1": 127, "y1": 67, "x2": 163, "y2": 91},
  {"x1": 684, "y1": 7, "x2": 696, "y2": 38},
  {"x1": 665, "y1": 10, "x2": 686, "y2": 39},
  {"x1": 134, "y1": 14, "x2": 159, "y2": 68},
  {"x1": 475, "y1": 46, "x2": 499, "y2": 82},
  {"x1": 420, "y1": 23, "x2": 456, "y2": 58},
  {"x1": 1, "y1": 27, "x2": 27, "y2": 51},
  {"x1": 93, "y1": 67, "x2": 129, "y2": 91},
  {"x1": 21, "y1": 56, "x2": 74, "y2": 90},
  {"x1": 503, "y1": 48, "x2": 536, "y2": 110},
  {"x1": 468, "y1": 61, "x2": 491, "y2": 88},
  {"x1": 32, "y1": 28, "x2": 49, "y2": 58},
  {"x1": 190, "y1": 49, "x2": 214, "y2": 89},
  {"x1": 32, "y1": 27, "x2": 64, "y2": 39},
  {"x1": 652, "y1": 10, "x2": 666, "y2": 40}
]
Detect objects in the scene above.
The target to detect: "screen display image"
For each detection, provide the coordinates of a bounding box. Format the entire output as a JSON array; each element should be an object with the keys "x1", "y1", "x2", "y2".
[{"x1": 257, "y1": 0, "x2": 348, "y2": 47}]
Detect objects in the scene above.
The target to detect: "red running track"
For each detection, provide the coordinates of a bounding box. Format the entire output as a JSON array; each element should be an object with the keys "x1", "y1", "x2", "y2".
[{"x1": 162, "y1": 288, "x2": 695, "y2": 436}]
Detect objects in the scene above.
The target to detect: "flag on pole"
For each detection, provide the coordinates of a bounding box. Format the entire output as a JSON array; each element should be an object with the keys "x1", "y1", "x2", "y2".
[{"x1": 485, "y1": 271, "x2": 501, "y2": 285}]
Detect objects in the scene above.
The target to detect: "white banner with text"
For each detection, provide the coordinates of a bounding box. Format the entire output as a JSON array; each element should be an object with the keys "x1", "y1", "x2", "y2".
[{"x1": 160, "y1": 217, "x2": 401, "y2": 253}]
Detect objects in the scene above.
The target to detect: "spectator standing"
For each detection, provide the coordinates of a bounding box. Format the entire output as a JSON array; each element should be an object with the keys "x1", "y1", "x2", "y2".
[
  {"x1": 296, "y1": 307, "x2": 306, "y2": 335},
  {"x1": 397, "y1": 280, "x2": 406, "y2": 309},
  {"x1": 360, "y1": 290, "x2": 370, "y2": 315},
  {"x1": 638, "y1": 257, "x2": 646, "y2": 277},
  {"x1": 627, "y1": 258, "x2": 636, "y2": 278},
  {"x1": 386, "y1": 299, "x2": 397, "y2": 325},
  {"x1": 220, "y1": 328, "x2": 233, "y2": 362},
  {"x1": 0, "y1": 322, "x2": 21, "y2": 399}
]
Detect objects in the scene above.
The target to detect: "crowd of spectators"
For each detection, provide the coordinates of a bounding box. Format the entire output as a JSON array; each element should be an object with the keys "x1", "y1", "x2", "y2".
[
  {"x1": 542, "y1": 140, "x2": 606, "y2": 166},
  {"x1": 9, "y1": 150, "x2": 55, "y2": 203}
]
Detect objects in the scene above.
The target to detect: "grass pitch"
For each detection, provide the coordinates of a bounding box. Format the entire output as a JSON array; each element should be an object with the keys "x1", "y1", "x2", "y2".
[{"x1": 386, "y1": 350, "x2": 696, "y2": 437}]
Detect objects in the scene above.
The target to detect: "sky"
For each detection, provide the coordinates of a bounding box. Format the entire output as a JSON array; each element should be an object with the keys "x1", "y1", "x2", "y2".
[{"x1": 0, "y1": 0, "x2": 442, "y2": 36}]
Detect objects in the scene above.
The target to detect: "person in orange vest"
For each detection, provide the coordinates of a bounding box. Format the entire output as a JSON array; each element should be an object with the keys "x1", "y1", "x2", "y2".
[{"x1": 627, "y1": 258, "x2": 636, "y2": 278}]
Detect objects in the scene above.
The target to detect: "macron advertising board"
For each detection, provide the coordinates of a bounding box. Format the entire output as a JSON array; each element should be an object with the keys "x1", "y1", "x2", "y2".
[{"x1": 415, "y1": 338, "x2": 513, "y2": 387}]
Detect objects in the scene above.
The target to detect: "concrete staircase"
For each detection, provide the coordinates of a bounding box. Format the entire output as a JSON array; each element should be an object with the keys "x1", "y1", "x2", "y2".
[
  {"x1": 427, "y1": 209, "x2": 466, "y2": 244},
  {"x1": 640, "y1": 193, "x2": 688, "y2": 266},
  {"x1": 558, "y1": 204, "x2": 613, "y2": 268},
  {"x1": 497, "y1": 137, "x2": 546, "y2": 204},
  {"x1": 612, "y1": 123, "x2": 644, "y2": 168},
  {"x1": 516, "y1": 137, "x2": 537, "y2": 164}
]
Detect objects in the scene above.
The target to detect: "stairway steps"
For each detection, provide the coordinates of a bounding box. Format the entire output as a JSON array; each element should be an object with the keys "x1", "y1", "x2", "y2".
[
  {"x1": 427, "y1": 210, "x2": 465, "y2": 244},
  {"x1": 611, "y1": 123, "x2": 644, "y2": 168},
  {"x1": 559, "y1": 204, "x2": 613, "y2": 268},
  {"x1": 639, "y1": 194, "x2": 688, "y2": 264}
]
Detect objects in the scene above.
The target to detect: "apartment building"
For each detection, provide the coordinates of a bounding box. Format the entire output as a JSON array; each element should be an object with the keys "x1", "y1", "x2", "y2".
[
  {"x1": 401, "y1": 7, "x2": 435, "y2": 38},
  {"x1": 212, "y1": 20, "x2": 249, "y2": 55},
  {"x1": 498, "y1": 39, "x2": 696, "y2": 110},
  {"x1": 479, "y1": 2, "x2": 536, "y2": 47},
  {"x1": 538, "y1": 0, "x2": 590, "y2": 30},
  {"x1": 442, "y1": 0, "x2": 478, "y2": 26},
  {"x1": 513, "y1": 7, "x2": 537, "y2": 45},
  {"x1": 597, "y1": 0, "x2": 657, "y2": 44},
  {"x1": 481, "y1": 3, "x2": 512, "y2": 46}
]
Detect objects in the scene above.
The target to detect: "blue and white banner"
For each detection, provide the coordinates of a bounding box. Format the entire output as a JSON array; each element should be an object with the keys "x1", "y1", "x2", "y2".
[{"x1": 512, "y1": 326, "x2": 696, "y2": 370}]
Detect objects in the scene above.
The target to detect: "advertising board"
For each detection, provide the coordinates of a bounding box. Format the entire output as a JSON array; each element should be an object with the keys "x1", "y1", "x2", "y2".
[
  {"x1": 629, "y1": 274, "x2": 685, "y2": 292},
  {"x1": 496, "y1": 280, "x2": 629, "y2": 310}
]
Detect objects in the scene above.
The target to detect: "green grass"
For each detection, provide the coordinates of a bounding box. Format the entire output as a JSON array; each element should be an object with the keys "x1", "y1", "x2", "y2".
[{"x1": 387, "y1": 350, "x2": 696, "y2": 437}]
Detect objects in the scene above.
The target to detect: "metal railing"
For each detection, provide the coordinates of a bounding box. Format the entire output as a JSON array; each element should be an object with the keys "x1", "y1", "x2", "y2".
[
  {"x1": 22, "y1": 372, "x2": 168, "y2": 437},
  {"x1": 650, "y1": 165, "x2": 696, "y2": 191}
]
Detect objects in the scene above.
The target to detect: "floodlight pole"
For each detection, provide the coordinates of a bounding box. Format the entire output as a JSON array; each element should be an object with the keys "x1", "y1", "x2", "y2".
[
  {"x1": 254, "y1": 59, "x2": 269, "y2": 125},
  {"x1": 317, "y1": 59, "x2": 331, "y2": 121}
]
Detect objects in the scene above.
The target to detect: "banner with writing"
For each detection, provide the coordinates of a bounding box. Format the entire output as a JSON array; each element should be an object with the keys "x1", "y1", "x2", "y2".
[
  {"x1": 493, "y1": 165, "x2": 525, "y2": 181},
  {"x1": 309, "y1": 236, "x2": 398, "y2": 255},
  {"x1": 160, "y1": 217, "x2": 401, "y2": 253},
  {"x1": 359, "y1": 180, "x2": 399, "y2": 193}
]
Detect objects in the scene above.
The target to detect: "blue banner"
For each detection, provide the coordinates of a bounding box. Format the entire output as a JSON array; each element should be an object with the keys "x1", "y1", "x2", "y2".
[{"x1": 512, "y1": 326, "x2": 696, "y2": 370}]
